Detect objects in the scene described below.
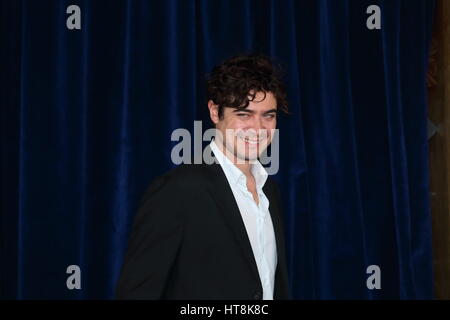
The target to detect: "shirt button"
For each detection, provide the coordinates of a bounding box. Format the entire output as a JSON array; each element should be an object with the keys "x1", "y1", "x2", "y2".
[{"x1": 253, "y1": 291, "x2": 262, "y2": 300}]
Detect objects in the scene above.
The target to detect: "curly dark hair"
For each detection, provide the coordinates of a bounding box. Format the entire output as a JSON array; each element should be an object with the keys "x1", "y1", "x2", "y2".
[{"x1": 206, "y1": 54, "x2": 289, "y2": 119}]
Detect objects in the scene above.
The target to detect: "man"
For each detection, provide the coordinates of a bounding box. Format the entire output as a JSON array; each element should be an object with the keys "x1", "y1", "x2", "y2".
[{"x1": 115, "y1": 54, "x2": 290, "y2": 300}]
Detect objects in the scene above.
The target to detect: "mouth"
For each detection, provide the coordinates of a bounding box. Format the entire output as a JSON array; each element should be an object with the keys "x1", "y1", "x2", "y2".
[{"x1": 238, "y1": 135, "x2": 266, "y2": 145}]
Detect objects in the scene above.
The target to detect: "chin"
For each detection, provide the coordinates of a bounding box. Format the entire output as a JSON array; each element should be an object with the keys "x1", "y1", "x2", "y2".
[{"x1": 236, "y1": 151, "x2": 260, "y2": 162}]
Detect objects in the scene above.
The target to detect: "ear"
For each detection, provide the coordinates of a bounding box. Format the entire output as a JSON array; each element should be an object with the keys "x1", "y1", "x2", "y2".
[{"x1": 207, "y1": 100, "x2": 220, "y2": 125}]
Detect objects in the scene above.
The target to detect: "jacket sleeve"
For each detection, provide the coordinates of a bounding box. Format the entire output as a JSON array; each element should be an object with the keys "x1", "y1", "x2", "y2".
[{"x1": 115, "y1": 175, "x2": 185, "y2": 299}]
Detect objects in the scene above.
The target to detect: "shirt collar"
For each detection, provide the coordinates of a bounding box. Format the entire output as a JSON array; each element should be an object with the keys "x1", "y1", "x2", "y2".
[{"x1": 209, "y1": 138, "x2": 268, "y2": 190}]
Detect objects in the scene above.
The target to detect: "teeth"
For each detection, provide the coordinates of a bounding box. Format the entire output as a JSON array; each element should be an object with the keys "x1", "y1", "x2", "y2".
[{"x1": 241, "y1": 136, "x2": 261, "y2": 144}]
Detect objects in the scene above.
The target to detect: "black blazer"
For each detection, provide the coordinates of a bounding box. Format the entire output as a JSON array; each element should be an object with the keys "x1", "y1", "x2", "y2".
[{"x1": 115, "y1": 149, "x2": 290, "y2": 300}]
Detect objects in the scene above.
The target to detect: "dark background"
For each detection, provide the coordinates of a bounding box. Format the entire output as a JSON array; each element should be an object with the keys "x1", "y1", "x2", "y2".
[{"x1": 1, "y1": 0, "x2": 435, "y2": 299}]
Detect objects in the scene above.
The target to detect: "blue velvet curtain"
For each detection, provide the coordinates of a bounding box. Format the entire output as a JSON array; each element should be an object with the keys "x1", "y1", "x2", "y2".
[{"x1": 1, "y1": 0, "x2": 435, "y2": 299}]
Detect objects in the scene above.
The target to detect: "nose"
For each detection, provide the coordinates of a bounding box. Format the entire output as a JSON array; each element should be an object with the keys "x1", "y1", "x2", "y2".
[
  {"x1": 245, "y1": 116, "x2": 265, "y2": 138},
  {"x1": 251, "y1": 115, "x2": 264, "y2": 131}
]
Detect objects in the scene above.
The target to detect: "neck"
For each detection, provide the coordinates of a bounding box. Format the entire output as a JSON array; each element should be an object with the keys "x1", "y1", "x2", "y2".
[{"x1": 235, "y1": 162, "x2": 252, "y2": 177}]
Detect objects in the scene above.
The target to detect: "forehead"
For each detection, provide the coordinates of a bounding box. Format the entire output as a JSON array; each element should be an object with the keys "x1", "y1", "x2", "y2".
[{"x1": 240, "y1": 91, "x2": 277, "y2": 111}]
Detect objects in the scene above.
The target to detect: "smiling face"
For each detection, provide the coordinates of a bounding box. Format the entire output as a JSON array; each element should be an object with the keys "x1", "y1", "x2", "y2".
[{"x1": 208, "y1": 91, "x2": 277, "y2": 163}]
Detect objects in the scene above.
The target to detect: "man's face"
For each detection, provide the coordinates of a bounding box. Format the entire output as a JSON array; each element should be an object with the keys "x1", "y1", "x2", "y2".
[{"x1": 209, "y1": 91, "x2": 277, "y2": 162}]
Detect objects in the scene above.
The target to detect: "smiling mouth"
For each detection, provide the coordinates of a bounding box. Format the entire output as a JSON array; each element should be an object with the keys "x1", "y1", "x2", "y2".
[{"x1": 239, "y1": 135, "x2": 266, "y2": 145}]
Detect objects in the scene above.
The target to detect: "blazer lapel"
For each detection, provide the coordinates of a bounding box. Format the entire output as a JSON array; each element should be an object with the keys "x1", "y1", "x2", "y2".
[
  {"x1": 201, "y1": 147, "x2": 262, "y2": 288},
  {"x1": 201, "y1": 145, "x2": 289, "y2": 298},
  {"x1": 263, "y1": 180, "x2": 290, "y2": 299},
  {"x1": 263, "y1": 181, "x2": 283, "y2": 269}
]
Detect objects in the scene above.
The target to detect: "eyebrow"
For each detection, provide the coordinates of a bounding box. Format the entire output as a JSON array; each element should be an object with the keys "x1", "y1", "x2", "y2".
[{"x1": 233, "y1": 108, "x2": 278, "y2": 114}]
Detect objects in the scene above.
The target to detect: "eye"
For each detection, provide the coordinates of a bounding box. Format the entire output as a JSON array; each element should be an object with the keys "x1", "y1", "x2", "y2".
[
  {"x1": 237, "y1": 113, "x2": 250, "y2": 118},
  {"x1": 264, "y1": 114, "x2": 276, "y2": 119}
]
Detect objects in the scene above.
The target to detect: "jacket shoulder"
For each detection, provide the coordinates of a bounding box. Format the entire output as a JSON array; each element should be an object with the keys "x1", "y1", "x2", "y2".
[
  {"x1": 159, "y1": 163, "x2": 211, "y2": 187},
  {"x1": 140, "y1": 164, "x2": 211, "y2": 200},
  {"x1": 264, "y1": 175, "x2": 280, "y2": 193}
]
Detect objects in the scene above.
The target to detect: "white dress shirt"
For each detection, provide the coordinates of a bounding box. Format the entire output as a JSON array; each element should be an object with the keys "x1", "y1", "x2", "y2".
[{"x1": 209, "y1": 139, "x2": 277, "y2": 300}]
